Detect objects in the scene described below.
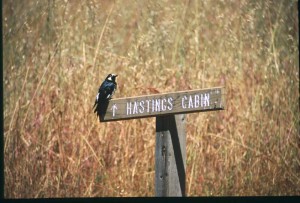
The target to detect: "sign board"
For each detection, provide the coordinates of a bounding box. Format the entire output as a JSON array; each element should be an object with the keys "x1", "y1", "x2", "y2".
[{"x1": 99, "y1": 87, "x2": 225, "y2": 122}]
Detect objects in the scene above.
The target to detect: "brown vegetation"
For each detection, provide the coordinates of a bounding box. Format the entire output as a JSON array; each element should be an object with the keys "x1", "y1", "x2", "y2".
[{"x1": 3, "y1": 0, "x2": 299, "y2": 197}]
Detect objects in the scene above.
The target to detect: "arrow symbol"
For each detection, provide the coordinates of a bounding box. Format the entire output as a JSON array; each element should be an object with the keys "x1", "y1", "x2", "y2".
[{"x1": 111, "y1": 104, "x2": 118, "y2": 117}]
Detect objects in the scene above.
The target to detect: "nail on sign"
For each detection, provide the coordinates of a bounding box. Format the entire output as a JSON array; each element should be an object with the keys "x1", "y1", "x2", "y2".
[{"x1": 100, "y1": 87, "x2": 225, "y2": 122}]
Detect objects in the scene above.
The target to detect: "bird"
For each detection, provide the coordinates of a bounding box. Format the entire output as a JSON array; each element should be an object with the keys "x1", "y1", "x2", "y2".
[{"x1": 93, "y1": 73, "x2": 118, "y2": 114}]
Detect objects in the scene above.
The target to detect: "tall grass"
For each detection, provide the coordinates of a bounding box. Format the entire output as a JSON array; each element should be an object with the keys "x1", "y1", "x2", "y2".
[{"x1": 3, "y1": 0, "x2": 299, "y2": 197}]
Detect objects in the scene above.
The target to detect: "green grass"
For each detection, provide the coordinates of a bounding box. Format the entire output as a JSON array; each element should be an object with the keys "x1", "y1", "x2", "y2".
[{"x1": 3, "y1": 0, "x2": 299, "y2": 197}]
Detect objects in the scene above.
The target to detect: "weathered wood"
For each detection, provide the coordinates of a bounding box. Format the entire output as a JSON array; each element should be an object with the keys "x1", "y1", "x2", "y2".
[
  {"x1": 155, "y1": 114, "x2": 186, "y2": 197},
  {"x1": 100, "y1": 87, "x2": 225, "y2": 122}
]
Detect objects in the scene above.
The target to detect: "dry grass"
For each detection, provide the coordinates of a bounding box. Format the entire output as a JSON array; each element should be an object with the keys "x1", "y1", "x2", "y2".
[{"x1": 3, "y1": 0, "x2": 299, "y2": 197}]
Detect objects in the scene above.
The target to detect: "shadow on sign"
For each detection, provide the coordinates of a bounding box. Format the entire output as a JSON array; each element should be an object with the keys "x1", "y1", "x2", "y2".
[{"x1": 169, "y1": 115, "x2": 186, "y2": 196}]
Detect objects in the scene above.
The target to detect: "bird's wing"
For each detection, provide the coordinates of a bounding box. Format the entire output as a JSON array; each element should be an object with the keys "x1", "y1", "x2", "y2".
[
  {"x1": 93, "y1": 93, "x2": 99, "y2": 109},
  {"x1": 97, "y1": 81, "x2": 115, "y2": 99},
  {"x1": 102, "y1": 81, "x2": 115, "y2": 92}
]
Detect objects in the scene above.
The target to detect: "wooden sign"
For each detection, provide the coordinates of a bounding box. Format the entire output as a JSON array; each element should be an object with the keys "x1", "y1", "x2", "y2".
[
  {"x1": 96, "y1": 86, "x2": 225, "y2": 196},
  {"x1": 99, "y1": 87, "x2": 225, "y2": 122}
]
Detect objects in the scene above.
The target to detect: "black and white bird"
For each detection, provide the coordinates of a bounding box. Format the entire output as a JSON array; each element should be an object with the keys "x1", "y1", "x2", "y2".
[{"x1": 93, "y1": 73, "x2": 118, "y2": 114}]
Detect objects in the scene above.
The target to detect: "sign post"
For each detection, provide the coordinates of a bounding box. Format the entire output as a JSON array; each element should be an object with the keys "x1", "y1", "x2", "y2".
[
  {"x1": 155, "y1": 114, "x2": 186, "y2": 196},
  {"x1": 98, "y1": 87, "x2": 225, "y2": 196}
]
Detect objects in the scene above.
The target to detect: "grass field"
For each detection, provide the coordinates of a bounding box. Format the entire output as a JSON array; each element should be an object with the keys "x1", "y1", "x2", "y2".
[{"x1": 3, "y1": 0, "x2": 299, "y2": 197}]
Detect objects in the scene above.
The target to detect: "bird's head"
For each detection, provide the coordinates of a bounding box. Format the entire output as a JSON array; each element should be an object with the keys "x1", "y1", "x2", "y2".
[{"x1": 106, "y1": 73, "x2": 118, "y2": 82}]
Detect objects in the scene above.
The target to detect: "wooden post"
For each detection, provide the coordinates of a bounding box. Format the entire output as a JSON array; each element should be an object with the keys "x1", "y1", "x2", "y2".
[{"x1": 155, "y1": 114, "x2": 186, "y2": 196}]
